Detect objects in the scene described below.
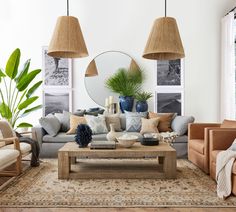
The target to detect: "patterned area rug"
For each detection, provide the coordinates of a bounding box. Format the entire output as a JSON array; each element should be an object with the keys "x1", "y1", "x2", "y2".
[{"x1": 0, "y1": 159, "x2": 236, "y2": 208}]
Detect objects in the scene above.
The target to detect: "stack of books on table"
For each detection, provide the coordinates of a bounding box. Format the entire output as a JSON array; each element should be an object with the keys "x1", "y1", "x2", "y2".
[{"x1": 90, "y1": 140, "x2": 116, "y2": 149}]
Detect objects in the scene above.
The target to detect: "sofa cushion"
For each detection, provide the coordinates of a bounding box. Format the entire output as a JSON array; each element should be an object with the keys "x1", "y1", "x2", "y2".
[
  {"x1": 104, "y1": 114, "x2": 122, "y2": 132},
  {"x1": 1, "y1": 143, "x2": 31, "y2": 154},
  {"x1": 149, "y1": 112, "x2": 174, "y2": 132},
  {"x1": 85, "y1": 115, "x2": 108, "y2": 134},
  {"x1": 125, "y1": 111, "x2": 147, "y2": 132},
  {"x1": 43, "y1": 132, "x2": 76, "y2": 143},
  {"x1": 171, "y1": 116, "x2": 195, "y2": 136},
  {"x1": 0, "y1": 149, "x2": 20, "y2": 170},
  {"x1": 66, "y1": 115, "x2": 87, "y2": 135},
  {"x1": 54, "y1": 111, "x2": 71, "y2": 132},
  {"x1": 39, "y1": 114, "x2": 61, "y2": 136},
  {"x1": 172, "y1": 135, "x2": 188, "y2": 143},
  {"x1": 140, "y1": 118, "x2": 159, "y2": 135},
  {"x1": 189, "y1": 139, "x2": 204, "y2": 154}
]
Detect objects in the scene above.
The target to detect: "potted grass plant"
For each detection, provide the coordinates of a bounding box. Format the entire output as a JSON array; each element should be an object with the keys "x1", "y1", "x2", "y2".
[
  {"x1": 105, "y1": 68, "x2": 143, "y2": 113},
  {"x1": 0, "y1": 48, "x2": 42, "y2": 129},
  {"x1": 135, "y1": 91, "x2": 153, "y2": 112}
]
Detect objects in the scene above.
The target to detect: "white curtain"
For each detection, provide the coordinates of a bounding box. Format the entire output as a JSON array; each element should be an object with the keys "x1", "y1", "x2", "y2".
[{"x1": 220, "y1": 12, "x2": 235, "y2": 121}]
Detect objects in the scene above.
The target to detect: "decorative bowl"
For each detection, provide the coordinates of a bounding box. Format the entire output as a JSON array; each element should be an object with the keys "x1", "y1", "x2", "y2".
[{"x1": 116, "y1": 134, "x2": 138, "y2": 148}]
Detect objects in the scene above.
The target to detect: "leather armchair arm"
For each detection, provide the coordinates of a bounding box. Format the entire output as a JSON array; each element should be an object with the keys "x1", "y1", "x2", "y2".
[
  {"x1": 188, "y1": 123, "x2": 220, "y2": 140},
  {"x1": 209, "y1": 128, "x2": 236, "y2": 151}
]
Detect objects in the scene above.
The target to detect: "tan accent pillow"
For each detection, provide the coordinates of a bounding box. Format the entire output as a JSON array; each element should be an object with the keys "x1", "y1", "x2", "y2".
[
  {"x1": 66, "y1": 115, "x2": 87, "y2": 135},
  {"x1": 221, "y1": 119, "x2": 236, "y2": 128},
  {"x1": 105, "y1": 114, "x2": 122, "y2": 132},
  {"x1": 140, "y1": 118, "x2": 159, "y2": 135},
  {"x1": 148, "y1": 112, "x2": 174, "y2": 132}
]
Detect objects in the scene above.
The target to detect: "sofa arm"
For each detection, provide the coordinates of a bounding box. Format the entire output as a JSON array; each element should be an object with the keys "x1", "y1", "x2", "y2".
[
  {"x1": 188, "y1": 123, "x2": 220, "y2": 140},
  {"x1": 209, "y1": 128, "x2": 236, "y2": 151},
  {"x1": 32, "y1": 126, "x2": 47, "y2": 148}
]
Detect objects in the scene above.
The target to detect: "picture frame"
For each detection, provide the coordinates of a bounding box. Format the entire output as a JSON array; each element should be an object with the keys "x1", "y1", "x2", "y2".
[
  {"x1": 156, "y1": 59, "x2": 184, "y2": 89},
  {"x1": 155, "y1": 90, "x2": 184, "y2": 115},
  {"x1": 42, "y1": 46, "x2": 72, "y2": 89},
  {"x1": 43, "y1": 89, "x2": 72, "y2": 116}
]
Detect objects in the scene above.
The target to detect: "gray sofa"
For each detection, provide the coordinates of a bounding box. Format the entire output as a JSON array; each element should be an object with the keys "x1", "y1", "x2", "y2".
[{"x1": 32, "y1": 114, "x2": 194, "y2": 158}]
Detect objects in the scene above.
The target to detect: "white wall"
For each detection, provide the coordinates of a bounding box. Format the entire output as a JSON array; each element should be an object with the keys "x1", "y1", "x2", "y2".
[{"x1": 0, "y1": 0, "x2": 235, "y2": 126}]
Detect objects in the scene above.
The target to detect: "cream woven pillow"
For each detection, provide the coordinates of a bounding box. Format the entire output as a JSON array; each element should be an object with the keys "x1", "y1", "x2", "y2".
[
  {"x1": 140, "y1": 118, "x2": 160, "y2": 135},
  {"x1": 66, "y1": 115, "x2": 87, "y2": 135}
]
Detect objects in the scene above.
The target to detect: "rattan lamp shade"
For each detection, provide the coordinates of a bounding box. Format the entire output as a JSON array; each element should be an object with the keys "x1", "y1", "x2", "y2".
[
  {"x1": 48, "y1": 16, "x2": 88, "y2": 58},
  {"x1": 85, "y1": 60, "x2": 98, "y2": 77},
  {"x1": 143, "y1": 17, "x2": 185, "y2": 60}
]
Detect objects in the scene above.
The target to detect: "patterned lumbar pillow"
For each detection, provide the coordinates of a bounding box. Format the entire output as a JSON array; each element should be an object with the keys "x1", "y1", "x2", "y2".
[
  {"x1": 125, "y1": 111, "x2": 148, "y2": 132},
  {"x1": 85, "y1": 115, "x2": 108, "y2": 134}
]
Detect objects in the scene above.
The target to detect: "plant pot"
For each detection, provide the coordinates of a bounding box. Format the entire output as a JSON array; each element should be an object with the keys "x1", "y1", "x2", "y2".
[
  {"x1": 136, "y1": 101, "x2": 148, "y2": 112},
  {"x1": 119, "y1": 96, "x2": 134, "y2": 113}
]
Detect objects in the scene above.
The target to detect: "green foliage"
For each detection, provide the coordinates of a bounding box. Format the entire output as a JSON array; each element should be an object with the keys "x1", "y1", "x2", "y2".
[
  {"x1": 135, "y1": 91, "x2": 153, "y2": 102},
  {"x1": 0, "y1": 48, "x2": 42, "y2": 128},
  {"x1": 17, "y1": 122, "x2": 33, "y2": 128},
  {"x1": 105, "y1": 68, "x2": 143, "y2": 97}
]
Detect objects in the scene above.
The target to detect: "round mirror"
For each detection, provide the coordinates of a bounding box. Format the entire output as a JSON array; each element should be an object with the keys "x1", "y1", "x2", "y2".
[{"x1": 84, "y1": 51, "x2": 140, "y2": 107}]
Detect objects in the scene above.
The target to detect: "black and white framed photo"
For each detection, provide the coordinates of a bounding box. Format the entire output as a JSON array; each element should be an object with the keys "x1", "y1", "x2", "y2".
[
  {"x1": 155, "y1": 91, "x2": 184, "y2": 115},
  {"x1": 43, "y1": 90, "x2": 72, "y2": 116},
  {"x1": 156, "y1": 59, "x2": 184, "y2": 88},
  {"x1": 42, "y1": 46, "x2": 72, "y2": 88}
]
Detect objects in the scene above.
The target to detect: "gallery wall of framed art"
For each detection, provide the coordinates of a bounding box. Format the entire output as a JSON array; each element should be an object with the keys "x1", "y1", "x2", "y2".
[
  {"x1": 42, "y1": 47, "x2": 73, "y2": 116},
  {"x1": 155, "y1": 59, "x2": 185, "y2": 115}
]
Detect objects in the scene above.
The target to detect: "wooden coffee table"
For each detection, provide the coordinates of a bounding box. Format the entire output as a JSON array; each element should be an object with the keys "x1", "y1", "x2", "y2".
[{"x1": 58, "y1": 142, "x2": 176, "y2": 179}]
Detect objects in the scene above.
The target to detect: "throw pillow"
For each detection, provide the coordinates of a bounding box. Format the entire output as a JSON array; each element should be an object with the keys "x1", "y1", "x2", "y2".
[
  {"x1": 66, "y1": 115, "x2": 87, "y2": 135},
  {"x1": 54, "y1": 111, "x2": 71, "y2": 132},
  {"x1": 85, "y1": 115, "x2": 108, "y2": 134},
  {"x1": 119, "y1": 113, "x2": 126, "y2": 130},
  {"x1": 140, "y1": 118, "x2": 160, "y2": 135},
  {"x1": 125, "y1": 111, "x2": 148, "y2": 132},
  {"x1": 148, "y1": 112, "x2": 175, "y2": 132},
  {"x1": 221, "y1": 119, "x2": 236, "y2": 128},
  {"x1": 171, "y1": 116, "x2": 195, "y2": 136},
  {"x1": 104, "y1": 114, "x2": 122, "y2": 132},
  {"x1": 39, "y1": 114, "x2": 61, "y2": 136}
]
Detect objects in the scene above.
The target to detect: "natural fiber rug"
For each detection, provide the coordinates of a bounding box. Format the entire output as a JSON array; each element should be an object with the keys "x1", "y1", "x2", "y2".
[{"x1": 0, "y1": 159, "x2": 236, "y2": 208}]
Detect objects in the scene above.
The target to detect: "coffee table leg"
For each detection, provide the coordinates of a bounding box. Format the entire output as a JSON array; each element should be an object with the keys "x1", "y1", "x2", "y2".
[
  {"x1": 158, "y1": 156, "x2": 164, "y2": 164},
  {"x1": 58, "y1": 152, "x2": 70, "y2": 179},
  {"x1": 163, "y1": 152, "x2": 176, "y2": 179}
]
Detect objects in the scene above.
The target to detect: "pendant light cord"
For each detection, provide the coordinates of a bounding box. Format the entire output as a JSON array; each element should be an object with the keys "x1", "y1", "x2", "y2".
[
  {"x1": 165, "y1": 0, "x2": 167, "y2": 17},
  {"x1": 67, "y1": 0, "x2": 69, "y2": 16}
]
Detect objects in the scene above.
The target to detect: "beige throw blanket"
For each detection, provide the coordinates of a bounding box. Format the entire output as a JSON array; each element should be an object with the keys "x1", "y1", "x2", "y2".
[{"x1": 216, "y1": 150, "x2": 236, "y2": 199}]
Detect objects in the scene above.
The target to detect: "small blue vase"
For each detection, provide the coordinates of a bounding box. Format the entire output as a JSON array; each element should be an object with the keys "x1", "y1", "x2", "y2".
[
  {"x1": 136, "y1": 101, "x2": 148, "y2": 112},
  {"x1": 119, "y1": 96, "x2": 134, "y2": 113}
]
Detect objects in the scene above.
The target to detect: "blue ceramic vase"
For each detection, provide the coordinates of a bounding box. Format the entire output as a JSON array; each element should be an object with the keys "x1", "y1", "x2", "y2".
[
  {"x1": 119, "y1": 96, "x2": 134, "y2": 113},
  {"x1": 136, "y1": 101, "x2": 148, "y2": 112}
]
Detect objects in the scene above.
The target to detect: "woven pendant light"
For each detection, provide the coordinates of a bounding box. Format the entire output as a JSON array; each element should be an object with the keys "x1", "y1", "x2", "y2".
[
  {"x1": 48, "y1": 0, "x2": 88, "y2": 58},
  {"x1": 143, "y1": 0, "x2": 185, "y2": 60},
  {"x1": 85, "y1": 60, "x2": 98, "y2": 77}
]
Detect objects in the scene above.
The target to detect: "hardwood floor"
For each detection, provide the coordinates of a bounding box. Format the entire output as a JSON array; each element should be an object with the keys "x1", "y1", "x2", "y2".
[{"x1": 0, "y1": 208, "x2": 236, "y2": 212}]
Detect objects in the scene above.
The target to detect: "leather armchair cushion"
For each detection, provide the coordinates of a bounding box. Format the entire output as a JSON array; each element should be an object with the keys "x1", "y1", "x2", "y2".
[{"x1": 189, "y1": 139, "x2": 204, "y2": 154}]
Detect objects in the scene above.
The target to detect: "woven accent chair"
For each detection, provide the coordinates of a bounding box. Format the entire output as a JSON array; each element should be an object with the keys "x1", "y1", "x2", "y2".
[{"x1": 0, "y1": 120, "x2": 31, "y2": 176}]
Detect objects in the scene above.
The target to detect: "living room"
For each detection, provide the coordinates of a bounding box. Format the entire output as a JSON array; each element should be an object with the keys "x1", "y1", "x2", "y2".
[{"x1": 0, "y1": 0, "x2": 236, "y2": 211}]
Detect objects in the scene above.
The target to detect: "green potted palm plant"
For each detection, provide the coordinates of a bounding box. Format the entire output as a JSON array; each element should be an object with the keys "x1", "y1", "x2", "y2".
[
  {"x1": 105, "y1": 68, "x2": 143, "y2": 113},
  {"x1": 0, "y1": 48, "x2": 42, "y2": 129},
  {"x1": 135, "y1": 91, "x2": 153, "y2": 112}
]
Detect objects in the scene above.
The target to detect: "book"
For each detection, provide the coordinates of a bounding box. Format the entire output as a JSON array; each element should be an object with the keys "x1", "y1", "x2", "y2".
[{"x1": 90, "y1": 140, "x2": 116, "y2": 149}]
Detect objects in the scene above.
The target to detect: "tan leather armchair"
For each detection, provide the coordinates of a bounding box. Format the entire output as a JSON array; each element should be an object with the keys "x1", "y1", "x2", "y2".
[
  {"x1": 188, "y1": 123, "x2": 220, "y2": 173},
  {"x1": 209, "y1": 128, "x2": 236, "y2": 195}
]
